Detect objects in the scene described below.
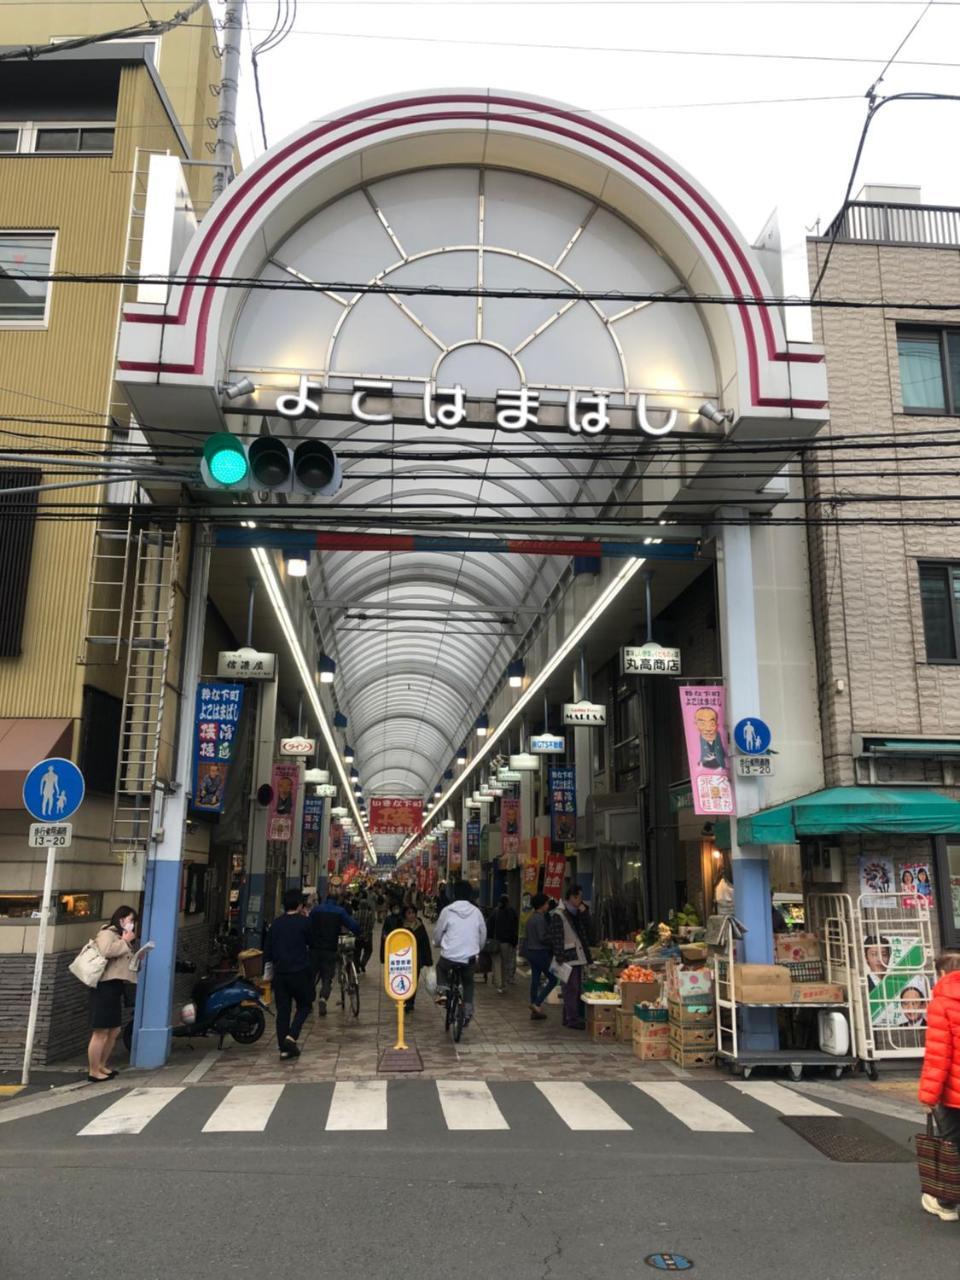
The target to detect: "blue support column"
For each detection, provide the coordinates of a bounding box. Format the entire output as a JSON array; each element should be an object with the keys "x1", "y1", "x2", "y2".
[
  {"x1": 717, "y1": 515, "x2": 778, "y2": 1051},
  {"x1": 132, "y1": 529, "x2": 211, "y2": 1069}
]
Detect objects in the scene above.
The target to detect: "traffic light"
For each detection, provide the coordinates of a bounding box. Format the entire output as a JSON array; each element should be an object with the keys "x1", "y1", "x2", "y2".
[{"x1": 199, "y1": 434, "x2": 342, "y2": 496}]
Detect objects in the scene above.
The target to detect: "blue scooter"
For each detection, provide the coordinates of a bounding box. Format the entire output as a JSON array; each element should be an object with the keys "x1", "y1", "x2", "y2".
[{"x1": 123, "y1": 969, "x2": 269, "y2": 1051}]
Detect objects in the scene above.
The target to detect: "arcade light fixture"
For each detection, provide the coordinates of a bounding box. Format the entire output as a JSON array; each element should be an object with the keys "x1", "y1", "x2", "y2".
[
  {"x1": 252, "y1": 547, "x2": 373, "y2": 858},
  {"x1": 318, "y1": 655, "x2": 336, "y2": 684},
  {"x1": 398, "y1": 552, "x2": 649, "y2": 859},
  {"x1": 343, "y1": 744, "x2": 355, "y2": 764},
  {"x1": 285, "y1": 555, "x2": 308, "y2": 578},
  {"x1": 507, "y1": 659, "x2": 525, "y2": 689},
  {"x1": 456, "y1": 745, "x2": 467, "y2": 766},
  {"x1": 475, "y1": 714, "x2": 489, "y2": 738}
]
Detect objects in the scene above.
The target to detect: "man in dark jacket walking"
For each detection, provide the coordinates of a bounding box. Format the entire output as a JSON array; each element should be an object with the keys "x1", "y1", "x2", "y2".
[
  {"x1": 548, "y1": 884, "x2": 592, "y2": 1030},
  {"x1": 309, "y1": 890, "x2": 360, "y2": 1016},
  {"x1": 264, "y1": 889, "x2": 313, "y2": 1058},
  {"x1": 522, "y1": 892, "x2": 557, "y2": 1019},
  {"x1": 490, "y1": 894, "x2": 519, "y2": 993}
]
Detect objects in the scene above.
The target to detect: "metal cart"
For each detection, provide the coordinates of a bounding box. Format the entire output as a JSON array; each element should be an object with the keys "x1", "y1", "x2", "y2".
[{"x1": 713, "y1": 925, "x2": 857, "y2": 1081}]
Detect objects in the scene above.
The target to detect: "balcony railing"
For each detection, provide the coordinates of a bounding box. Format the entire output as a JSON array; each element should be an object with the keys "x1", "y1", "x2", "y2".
[{"x1": 825, "y1": 200, "x2": 960, "y2": 248}]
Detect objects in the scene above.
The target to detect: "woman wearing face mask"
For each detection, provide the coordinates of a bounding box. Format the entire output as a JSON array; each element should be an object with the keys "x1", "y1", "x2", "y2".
[{"x1": 86, "y1": 906, "x2": 139, "y2": 1082}]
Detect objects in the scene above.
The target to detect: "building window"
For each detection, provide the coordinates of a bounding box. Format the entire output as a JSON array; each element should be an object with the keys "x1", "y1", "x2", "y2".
[
  {"x1": 0, "y1": 468, "x2": 41, "y2": 656},
  {"x1": 919, "y1": 562, "x2": 960, "y2": 661},
  {"x1": 898, "y1": 328, "x2": 960, "y2": 414},
  {"x1": 0, "y1": 124, "x2": 114, "y2": 156},
  {"x1": 0, "y1": 233, "x2": 55, "y2": 325}
]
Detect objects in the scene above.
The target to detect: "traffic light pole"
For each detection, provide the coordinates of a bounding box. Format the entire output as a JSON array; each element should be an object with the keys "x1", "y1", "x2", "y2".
[{"x1": 132, "y1": 528, "x2": 211, "y2": 1069}]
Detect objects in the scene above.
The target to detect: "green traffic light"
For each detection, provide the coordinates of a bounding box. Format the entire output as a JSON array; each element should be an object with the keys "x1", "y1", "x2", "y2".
[{"x1": 203, "y1": 434, "x2": 249, "y2": 487}]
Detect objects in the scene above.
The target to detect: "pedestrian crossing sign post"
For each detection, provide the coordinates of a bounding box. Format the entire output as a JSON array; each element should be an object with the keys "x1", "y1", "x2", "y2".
[
  {"x1": 21, "y1": 756, "x2": 86, "y2": 1087},
  {"x1": 381, "y1": 928, "x2": 421, "y2": 1070}
]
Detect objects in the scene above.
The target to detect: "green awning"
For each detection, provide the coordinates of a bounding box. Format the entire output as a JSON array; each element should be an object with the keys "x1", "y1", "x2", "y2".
[{"x1": 716, "y1": 786, "x2": 960, "y2": 847}]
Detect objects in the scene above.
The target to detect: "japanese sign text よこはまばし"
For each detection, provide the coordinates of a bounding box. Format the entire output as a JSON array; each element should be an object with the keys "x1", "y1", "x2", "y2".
[
  {"x1": 369, "y1": 797, "x2": 424, "y2": 835},
  {"x1": 273, "y1": 376, "x2": 679, "y2": 438},
  {"x1": 549, "y1": 767, "x2": 577, "y2": 844},
  {"x1": 192, "y1": 683, "x2": 244, "y2": 814}
]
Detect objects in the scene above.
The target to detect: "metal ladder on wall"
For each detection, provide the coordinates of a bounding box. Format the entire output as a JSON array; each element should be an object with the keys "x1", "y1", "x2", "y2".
[
  {"x1": 79, "y1": 506, "x2": 136, "y2": 665},
  {"x1": 111, "y1": 525, "x2": 181, "y2": 860}
]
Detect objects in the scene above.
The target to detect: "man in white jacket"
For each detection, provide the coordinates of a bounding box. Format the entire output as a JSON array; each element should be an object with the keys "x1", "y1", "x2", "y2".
[{"x1": 433, "y1": 880, "x2": 487, "y2": 1024}]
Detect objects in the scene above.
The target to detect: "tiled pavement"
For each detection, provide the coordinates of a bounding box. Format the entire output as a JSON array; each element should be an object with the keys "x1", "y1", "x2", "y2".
[{"x1": 192, "y1": 947, "x2": 686, "y2": 1084}]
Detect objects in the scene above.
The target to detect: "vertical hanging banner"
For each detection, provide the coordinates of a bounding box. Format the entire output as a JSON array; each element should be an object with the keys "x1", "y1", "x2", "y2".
[
  {"x1": 548, "y1": 766, "x2": 577, "y2": 843},
  {"x1": 448, "y1": 829, "x2": 463, "y2": 876},
  {"x1": 267, "y1": 762, "x2": 299, "y2": 841},
  {"x1": 543, "y1": 852, "x2": 567, "y2": 900},
  {"x1": 192, "y1": 682, "x2": 245, "y2": 813},
  {"x1": 301, "y1": 794, "x2": 324, "y2": 856},
  {"x1": 329, "y1": 821, "x2": 344, "y2": 871},
  {"x1": 501, "y1": 796, "x2": 521, "y2": 869},
  {"x1": 678, "y1": 684, "x2": 734, "y2": 817},
  {"x1": 466, "y1": 816, "x2": 481, "y2": 882}
]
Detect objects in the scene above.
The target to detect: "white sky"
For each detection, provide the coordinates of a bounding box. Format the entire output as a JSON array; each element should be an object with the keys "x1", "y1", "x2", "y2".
[{"x1": 234, "y1": 0, "x2": 958, "y2": 327}]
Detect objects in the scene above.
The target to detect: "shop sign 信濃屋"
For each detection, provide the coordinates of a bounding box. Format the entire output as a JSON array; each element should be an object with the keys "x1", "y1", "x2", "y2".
[
  {"x1": 621, "y1": 643, "x2": 682, "y2": 676},
  {"x1": 274, "y1": 374, "x2": 679, "y2": 440},
  {"x1": 562, "y1": 700, "x2": 607, "y2": 727},
  {"x1": 267, "y1": 762, "x2": 299, "y2": 842},
  {"x1": 549, "y1": 766, "x2": 577, "y2": 844},
  {"x1": 280, "y1": 736, "x2": 315, "y2": 757},
  {"x1": 217, "y1": 647, "x2": 276, "y2": 680},
  {"x1": 678, "y1": 684, "x2": 733, "y2": 817},
  {"x1": 369, "y1": 797, "x2": 424, "y2": 835},
  {"x1": 530, "y1": 733, "x2": 565, "y2": 754},
  {"x1": 192, "y1": 682, "x2": 244, "y2": 814}
]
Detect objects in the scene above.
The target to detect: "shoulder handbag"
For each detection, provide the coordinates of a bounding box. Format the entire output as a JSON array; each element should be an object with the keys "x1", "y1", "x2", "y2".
[
  {"x1": 68, "y1": 937, "x2": 108, "y2": 988},
  {"x1": 916, "y1": 1111, "x2": 960, "y2": 1205}
]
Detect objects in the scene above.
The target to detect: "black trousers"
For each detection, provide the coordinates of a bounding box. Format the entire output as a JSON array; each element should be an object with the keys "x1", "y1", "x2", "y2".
[
  {"x1": 356, "y1": 934, "x2": 373, "y2": 972},
  {"x1": 312, "y1": 949, "x2": 338, "y2": 1001},
  {"x1": 273, "y1": 968, "x2": 313, "y2": 1048}
]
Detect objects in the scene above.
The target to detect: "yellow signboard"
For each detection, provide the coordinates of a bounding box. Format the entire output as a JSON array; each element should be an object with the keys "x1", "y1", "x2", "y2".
[{"x1": 383, "y1": 926, "x2": 418, "y2": 1050}]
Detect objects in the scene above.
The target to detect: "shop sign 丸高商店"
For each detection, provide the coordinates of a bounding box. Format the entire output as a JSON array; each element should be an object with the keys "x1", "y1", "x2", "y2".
[
  {"x1": 270, "y1": 375, "x2": 680, "y2": 439},
  {"x1": 621, "y1": 643, "x2": 682, "y2": 676}
]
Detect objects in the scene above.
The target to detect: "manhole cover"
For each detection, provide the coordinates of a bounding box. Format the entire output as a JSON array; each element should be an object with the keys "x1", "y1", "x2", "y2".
[
  {"x1": 780, "y1": 1116, "x2": 914, "y2": 1163},
  {"x1": 644, "y1": 1255, "x2": 694, "y2": 1271}
]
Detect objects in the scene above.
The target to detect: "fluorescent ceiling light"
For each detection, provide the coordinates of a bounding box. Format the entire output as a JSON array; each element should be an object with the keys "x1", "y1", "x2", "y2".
[
  {"x1": 398, "y1": 555, "x2": 646, "y2": 857},
  {"x1": 253, "y1": 547, "x2": 373, "y2": 858},
  {"x1": 286, "y1": 556, "x2": 308, "y2": 578}
]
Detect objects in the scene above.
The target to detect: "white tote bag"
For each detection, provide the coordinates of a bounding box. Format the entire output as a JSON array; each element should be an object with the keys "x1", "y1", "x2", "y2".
[{"x1": 69, "y1": 938, "x2": 107, "y2": 988}]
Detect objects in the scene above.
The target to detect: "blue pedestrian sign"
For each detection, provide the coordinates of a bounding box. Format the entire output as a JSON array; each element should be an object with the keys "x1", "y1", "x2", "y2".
[
  {"x1": 733, "y1": 717, "x2": 772, "y2": 756},
  {"x1": 22, "y1": 757, "x2": 85, "y2": 822}
]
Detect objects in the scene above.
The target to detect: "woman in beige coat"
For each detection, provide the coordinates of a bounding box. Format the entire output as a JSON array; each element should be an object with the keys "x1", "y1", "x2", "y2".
[{"x1": 87, "y1": 906, "x2": 138, "y2": 1082}]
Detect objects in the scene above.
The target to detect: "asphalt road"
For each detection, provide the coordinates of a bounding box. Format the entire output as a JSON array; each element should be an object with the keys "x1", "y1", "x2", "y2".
[{"x1": 1, "y1": 1081, "x2": 956, "y2": 1280}]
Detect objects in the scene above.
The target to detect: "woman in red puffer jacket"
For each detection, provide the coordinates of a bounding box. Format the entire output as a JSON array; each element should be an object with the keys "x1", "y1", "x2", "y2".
[{"x1": 917, "y1": 951, "x2": 960, "y2": 1221}]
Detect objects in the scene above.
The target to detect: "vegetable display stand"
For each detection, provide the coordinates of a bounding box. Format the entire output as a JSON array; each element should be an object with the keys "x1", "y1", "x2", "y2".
[{"x1": 713, "y1": 925, "x2": 856, "y2": 1081}]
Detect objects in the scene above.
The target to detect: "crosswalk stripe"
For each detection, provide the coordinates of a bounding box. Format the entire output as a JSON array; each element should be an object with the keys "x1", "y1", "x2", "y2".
[
  {"x1": 729, "y1": 1082, "x2": 840, "y2": 1117},
  {"x1": 202, "y1": 1085, "x2": 284, "y2": 1133},
  {"x1": 436, "y1": 1079, "x2": 509, "y2": 1130},
  {"x1": 326, "y1": 1080, "x2": 388, "y2": 1131},
  {"x1": 78, "y1": 1087, "x2": 183, "y2": 1136},
  {"x1": 633, "y1": 1082, "x2": 752, "y2": 1132},
  {"x1": 536, "y1": 1081, "x2": 631, "y2": 1131}
]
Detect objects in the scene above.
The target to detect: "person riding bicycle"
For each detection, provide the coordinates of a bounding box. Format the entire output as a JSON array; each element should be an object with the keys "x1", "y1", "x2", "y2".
[
  {"x1": 433, "y1": 879, "x2": 486, "y2": 1027},
  {"x1": 308, "y1": 890, "x2": 360, "y2": 1016}
]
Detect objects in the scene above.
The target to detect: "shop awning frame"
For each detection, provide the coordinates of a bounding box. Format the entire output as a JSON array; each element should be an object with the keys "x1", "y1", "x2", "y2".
[
  {"x1": 717, "y1": 785, "x2": 960, "y2": 847},
  {"x1": 0, "y1": 718, "x2": 73, "y2": 810}
]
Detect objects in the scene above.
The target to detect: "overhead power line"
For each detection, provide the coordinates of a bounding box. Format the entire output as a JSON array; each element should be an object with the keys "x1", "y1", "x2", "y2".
[{"x1": 0, "y1": 0, "x2": 207, "y2": 61}]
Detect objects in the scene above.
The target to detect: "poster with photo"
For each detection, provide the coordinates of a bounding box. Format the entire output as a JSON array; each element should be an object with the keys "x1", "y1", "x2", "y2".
[
  {"x1": 678, "y1": 684, "x2": 733, "y2": 816},
  {"x1": 899, "y1": 862, "x2": 932, "y2": 911},
  {"x1": 858, "y1": 855, "x2": 895, "y2": 908},
  {"x1": 267, "y1": 763, "x2": 299, "y2": 842},
  {"x1": 863, "y1": 933, "x2": 929, "y2": 1031}
]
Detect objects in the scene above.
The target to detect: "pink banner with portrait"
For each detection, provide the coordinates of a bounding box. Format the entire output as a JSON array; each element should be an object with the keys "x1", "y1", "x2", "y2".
[{"x1": 678, "y1": 684, "x2": 734, "y2": 817}]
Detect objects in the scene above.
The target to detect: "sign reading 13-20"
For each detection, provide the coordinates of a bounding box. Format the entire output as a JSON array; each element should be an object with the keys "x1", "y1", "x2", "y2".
[{"x1": 275, "y1": 375, "x2": 679, "y2": 438}]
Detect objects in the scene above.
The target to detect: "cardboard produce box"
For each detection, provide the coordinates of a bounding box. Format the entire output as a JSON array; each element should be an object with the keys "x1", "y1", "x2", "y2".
[
  {"x1": 589, "y1": 1018, "x2": 617, "y2": 1042},
  {"x1": 668, "y1": 1000, "x2": 714, "y2": 1027},
  {"x1": 669, "y1": 1042, "x2": 714, "y2": 1068},
  {"x1": 665, "y1": 961, "x2": 714, "y2": 1005},
  {"x1": 790, "y1": 982, "x2": 845, "y2": 1004},
  {"x1": 775, "y1": 933, "x2": 820, "y2": 964},
  {"x1": 733, "y1": 963, "x2": 792, "y2": 1003},
  {"x1": 634, "y1": 1037, "x2": 670, "y2": 1060},
  {"x1": 634, "y1": 1020, "x2": 669, "y2": 1043},
  {"x1": 615, "y1": 1007, "x2": 635, "y2": 1041},
  {"x1": 619, "y1": 979, "x2": 661, "y2": 1009},
  {"x1": 669, "y1": 1026, "x2": 716, "y2": 1050}
]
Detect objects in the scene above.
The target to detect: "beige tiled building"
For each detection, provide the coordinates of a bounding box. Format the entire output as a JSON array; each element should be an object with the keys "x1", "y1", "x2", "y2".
[{"x1": 807, "y1": 186, "x2": 960, "y2": 954}]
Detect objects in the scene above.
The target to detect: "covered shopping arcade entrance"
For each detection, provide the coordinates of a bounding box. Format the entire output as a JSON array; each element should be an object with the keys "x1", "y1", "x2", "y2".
[{"x1": 114, "y1": 89, "x2": 828, "y2": 1070}]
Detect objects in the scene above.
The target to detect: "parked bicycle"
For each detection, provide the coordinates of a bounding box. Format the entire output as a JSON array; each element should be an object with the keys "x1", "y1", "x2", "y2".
[{"x1": 337, "y1": 934, "x2": 360, "y2": 1018}]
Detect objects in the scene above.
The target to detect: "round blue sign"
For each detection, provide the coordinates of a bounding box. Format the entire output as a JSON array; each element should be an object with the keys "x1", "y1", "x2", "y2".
[
  {"x1": 733, "y1": 717, "x2": 772, "y2": 756},
  {"x1": 22, "y1": 757, "x2": 85, "y2": 822}
]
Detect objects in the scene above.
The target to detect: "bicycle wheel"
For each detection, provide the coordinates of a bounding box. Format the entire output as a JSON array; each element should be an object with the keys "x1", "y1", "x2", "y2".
[
  {"x1": 452, "y1": 989, "x2": 465, "y2": 1043},
  {"x1": 347, "y1": 961, "x2": 360, "y2": 1018},
  {"x1": 338, "y1": 961, "x2": 346, "y2": 1009},
  {"x1": 444, "y1": 990, "x2": 453, "y2": 1032}
]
